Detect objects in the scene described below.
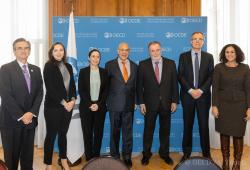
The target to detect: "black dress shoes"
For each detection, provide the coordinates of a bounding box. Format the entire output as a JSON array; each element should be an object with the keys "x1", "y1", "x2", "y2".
[
  {"x1": 141, "y1": 156, "x2": 149, "y2": 165},
  {"x1": 164, "y1": 156, "x2": 174, "y2": 165},
  {"x1": 124, "y1": 159, "x2": 132, "y2": 167}
]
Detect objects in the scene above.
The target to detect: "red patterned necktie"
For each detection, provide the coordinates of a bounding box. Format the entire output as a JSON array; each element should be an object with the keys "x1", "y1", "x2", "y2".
[{"x1": 155, "y1": 61, "x2": 160, "y2": 84}]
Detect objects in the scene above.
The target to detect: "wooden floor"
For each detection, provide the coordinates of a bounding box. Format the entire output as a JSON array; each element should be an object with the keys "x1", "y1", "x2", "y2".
[{"x1": 1, "y1": 146, "x2": 250, "y2": 169}]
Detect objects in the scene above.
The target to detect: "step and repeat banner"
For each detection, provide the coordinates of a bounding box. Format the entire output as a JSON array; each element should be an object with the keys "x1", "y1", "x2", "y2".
[{"x1": 53, "y1": 16, "x2": 207, "y2": 154}]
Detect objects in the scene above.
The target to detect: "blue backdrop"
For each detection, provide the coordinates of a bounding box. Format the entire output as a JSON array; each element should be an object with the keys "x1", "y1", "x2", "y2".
[{"x1": 52, "y1": 16, "x2": 207, "y2": 154}]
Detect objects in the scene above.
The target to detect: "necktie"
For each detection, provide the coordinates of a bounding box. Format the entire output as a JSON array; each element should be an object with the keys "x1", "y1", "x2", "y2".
[
  {"x1": 23, "y1": 65, "x2": 31, "y2": 93},
  {"x1": 155, "y1": 61, "x2": 160, "y2": 84},
  {"x1": 194, "y1": 53, "x2": 199, "y2": 88},
  {"x1": 122, "y1": 61, "x2": 128, "y2": 83}
]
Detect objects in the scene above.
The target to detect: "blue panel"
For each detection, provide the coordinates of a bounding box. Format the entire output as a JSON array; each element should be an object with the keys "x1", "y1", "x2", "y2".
[{"x1": 52, "y1": 16, "x2": 207, "y2": 153}]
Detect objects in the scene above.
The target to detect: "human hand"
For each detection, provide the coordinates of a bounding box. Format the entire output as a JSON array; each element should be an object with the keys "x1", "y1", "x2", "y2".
[
  {"x1": 190, "y1": 89, "x2": 202, "y2": 99},
  {"x1": 22, "y1": 112, "x2": 33, "y2": 124},
  {"x1": 245, "y1": 108, "x2": 250, "y2": 121},
  {"x1": 212, "y1": 106, "x2": 219, "y2": 118},
  {"x1": 64, "y1": 100, "x2": 75, "y2": 112},
  {"x1": 140, "y1": 104, "x2": 146, "y2": 115},
  {"x1": 89, "y1": 104, "x2": 98, "y2": 111},
  {"x1": 171, "y1": 103, "x2": 177, "y2": 113}
]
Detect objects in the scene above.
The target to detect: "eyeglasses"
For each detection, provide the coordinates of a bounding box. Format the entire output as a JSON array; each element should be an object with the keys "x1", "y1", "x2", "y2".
[
  {"x1": 15, "y1": 47, "x2": 30, "y2": 51},
  {"x1": 119, "y1": 49, "x2": 130, "y2": 52},
  {"x1": 192, "y1": 38, "x2": 204, "y2": 42}
]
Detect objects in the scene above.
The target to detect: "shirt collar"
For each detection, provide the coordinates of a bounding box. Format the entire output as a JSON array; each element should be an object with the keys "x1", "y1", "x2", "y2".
[
  {"x1": 191, "y1": 49, "x2": 201, "y2": 56},
  {"x1": 152, "y1": 57, "x2": 162, "y2": 64},
  {"x1": 17, "y1": 60, "x2": 28, "y2": 69},
  {"x1": 118, "y1": 57, "x2": 129, "y2": 64}
]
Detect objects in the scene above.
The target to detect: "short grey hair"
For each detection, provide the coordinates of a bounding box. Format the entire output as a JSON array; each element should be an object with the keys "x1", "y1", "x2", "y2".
[{"x1": 13, "y1": 38, "x2": 31, "y2": 51}]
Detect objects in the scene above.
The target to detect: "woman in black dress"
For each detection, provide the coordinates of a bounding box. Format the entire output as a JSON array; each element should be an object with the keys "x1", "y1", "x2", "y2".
[
  {"x1": 78, "y1": 49, "x2": 108, "y2": 161},
  {"x1": 43, "y1": 42, "x2": 76, "y2": 170},
  {"x1": 212, "y1": 44, "x2": 250, "y2": 170}
]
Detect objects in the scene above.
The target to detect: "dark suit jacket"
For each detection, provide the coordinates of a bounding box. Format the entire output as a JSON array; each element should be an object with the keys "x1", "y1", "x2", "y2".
[
  {"x1": 43, "y1": 61, "x2": 76, "y2": 109},
  {"x1": 78, "y1": 66, "x2": 108, "y2": 113},
  {"x1": 178, "y1": 51, "x2": 214, "y2": 103},
  {"x1": 0, "y1": 60, "x2": 43, "y2": 129},
  {"x1": 105, "y1": 59, "x2": 137, "y2": 112},
  {"x1": 137, "y1": 57, "x2": 179, "y2": 111}
]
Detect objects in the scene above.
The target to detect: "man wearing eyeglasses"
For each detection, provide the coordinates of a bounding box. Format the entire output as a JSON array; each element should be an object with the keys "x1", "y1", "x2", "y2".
[
  {"x1": 178, "y1": 32, "x2": 214, "y2": 162},
  {"x1": 0, "y1": 38, "x2": 43, "y2": 170}
]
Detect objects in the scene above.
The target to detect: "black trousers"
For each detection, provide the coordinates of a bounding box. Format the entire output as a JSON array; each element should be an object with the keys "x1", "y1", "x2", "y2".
[
  {"x1": 142, "y1": 103, "x2": 171, "y2": 159},
  {"x1": 109, "y1": 111, "x2": 134, "y2": 160},
  {"x1": 80, "y1": 109, "x2": 106, "y2": 161},
  {"x1": 43, "y1": 107, "x2": 72, "y2": 165},
  {"x1": 1, "y1": 127, "x2": 35, "y2": 170},
  {"x1": 181, "y1": 98, "x2": 211, "y2": 157}
]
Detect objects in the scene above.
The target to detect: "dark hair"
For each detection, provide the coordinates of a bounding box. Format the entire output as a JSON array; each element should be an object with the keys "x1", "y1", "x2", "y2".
[
  {"x1": 191, "y1": 32, "x2": 204, "y2": 38},
  {"x1": 191, "y1": 31, "x2": 204, "y2": 36},
  {"x1": 48, "y1": 42, "x2": 67, "y2": 64},
  {"x1": 148, "y1": 41, "x2": 161, "y2": 49},
  {"x1": 13, "y1": 38, "x2": 31, "y2": 51},
  {"x1": 88, "y1": 49, "x2": 101, "y2": 58},
  {"x1": 219, "y1": 44, "x2": 245, "y2": 63}
]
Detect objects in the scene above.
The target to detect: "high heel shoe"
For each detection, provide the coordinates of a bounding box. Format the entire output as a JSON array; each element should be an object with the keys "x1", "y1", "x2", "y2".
[{"x1": 60, "y1": 159, "x2": 70, "y2": 170}]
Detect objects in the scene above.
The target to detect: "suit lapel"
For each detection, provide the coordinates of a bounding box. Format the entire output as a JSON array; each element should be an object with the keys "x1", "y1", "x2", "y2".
[
  {"x1": 126, "y1": 60, "x2": 134, "y2": 83},
  {"x1": 114, "y1": 59, "x2": 126, "y2": 83},
  {"x1": 148, "y1": 59, "x2": 159, "y2": 85},
  {"x1": 28, "y1": 64, "x2": 35, "y2": 94},
  {"x1": 86, "y1": 66, "x2": 91, "y2": 95},
  {"x1": 199, "y1": 52, "x2": 205, "y2": 77},
  {"x1": 160, "y1": 58, "x2": 167, "y2": 85},
  {"x1": 187, "y1": 52, "x2": 194, "y2": 84},
  {"x1": 14, "y1": 61, "x2": 30, "y2": 94}
]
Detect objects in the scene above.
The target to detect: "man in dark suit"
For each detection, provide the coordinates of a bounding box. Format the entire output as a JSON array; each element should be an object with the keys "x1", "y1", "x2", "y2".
[
  {"x1": 178, "y1": 32, "x2": 214, "y2": 162},
  {"x1": 138, "y1": 41, "x2": 179, "y2": 166},
  {"x1": 105, "y1": 42, "x2": 137, "y2": 167},
  {"x1": 0, "y1": 38, "x2": 43, "y2": 170}
]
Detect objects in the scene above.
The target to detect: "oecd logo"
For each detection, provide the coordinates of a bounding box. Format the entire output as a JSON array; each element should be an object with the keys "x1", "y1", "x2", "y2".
[
  {"x1": 58, "y1": 17, "x2": 67, "y2": 24},
  {"x1": 105, "y1": 147, "x2": 110, "y2": 153},
  {"x1": 119, "y1": 17, "x2": 141, "y2": 24},
  {"x1": 181, "y1": 17, "x2": 203, "y2": 23},
  {"x1": 119, "y1": 18, "x2": 126, "y2": 24},
  {"x1": 165, "y1": 32, "x2": 187, "y2": 39},
  {"x1": 89, "y1": 47, "x2": 110, "y2": 53},
  {"x1": 135, "y1": 118, "x2": 144, "y2": 125},
  {"x1": 133, "y1": 132, "x2": 142, "y2": 138},
  {"x1": 104, "y1": 32, "x2": 126, "y2": 38},
  {"x1": 181, "y1": 17, "x2": 188, "y2": 23},
  {"x1": 53, "y1": 33, "x2": 64, "y2": 38}
]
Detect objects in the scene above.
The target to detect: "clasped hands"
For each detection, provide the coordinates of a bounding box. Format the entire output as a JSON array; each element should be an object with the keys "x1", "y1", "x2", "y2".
[
  {"x1": 190, "y1": 89, "x2": 202, "y2": 99},
  {"x1": 64, "y1": 100, "x2": 75, "y2": 112},
  {"x1": 21, "y1": 112, "x2": 33, "y2": 124},
  {"x1": 89, "y1": 103, "x2": 99, "y2": 112}
]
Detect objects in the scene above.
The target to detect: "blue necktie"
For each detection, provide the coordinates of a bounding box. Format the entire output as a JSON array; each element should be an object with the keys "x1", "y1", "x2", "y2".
[{"x1": 194, "y1": 53, "x2": 199, "y2": 88}]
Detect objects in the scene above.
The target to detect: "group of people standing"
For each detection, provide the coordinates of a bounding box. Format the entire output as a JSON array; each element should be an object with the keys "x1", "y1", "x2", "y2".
[{"x1": 0, "y1": 31, "x2": 250, "y2": 170}]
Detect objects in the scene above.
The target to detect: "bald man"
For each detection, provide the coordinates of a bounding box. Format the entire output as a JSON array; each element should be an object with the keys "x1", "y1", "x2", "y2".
[{"x1": 105, "y1": 42, "x2": 137, "y2": 167}]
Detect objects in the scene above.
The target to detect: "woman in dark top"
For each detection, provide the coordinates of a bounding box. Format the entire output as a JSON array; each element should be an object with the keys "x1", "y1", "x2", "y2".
[
  {"x1": 43, "y1": 42, "x2": 76, "y2": 170},
  {"x1": 212, "y1": 44, "x2": 250, "y2": 170},
  {"x1": 78, "y1": 49, "x2": 108, "y2": 161}
]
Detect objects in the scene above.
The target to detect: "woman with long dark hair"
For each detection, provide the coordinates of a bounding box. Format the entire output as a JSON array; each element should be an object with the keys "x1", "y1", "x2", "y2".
[{"x1": 43, "y1": 42, "x2": 76, "y2": 170}]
